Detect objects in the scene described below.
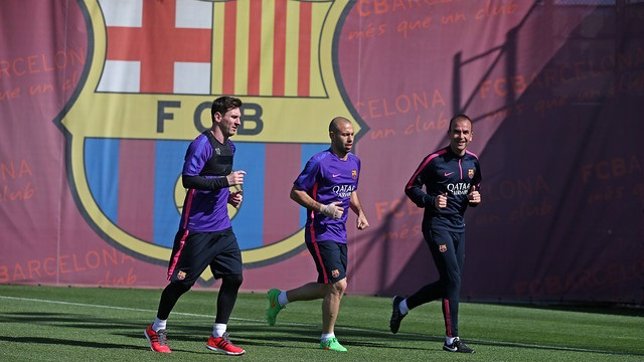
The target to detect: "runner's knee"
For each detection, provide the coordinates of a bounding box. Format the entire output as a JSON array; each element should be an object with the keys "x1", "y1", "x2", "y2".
[{"x1": 221, "y1": 273, "x2": 243, "y2": 289}]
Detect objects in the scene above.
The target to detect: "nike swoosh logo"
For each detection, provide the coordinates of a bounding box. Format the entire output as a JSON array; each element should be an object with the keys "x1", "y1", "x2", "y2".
[
  {"x1": 332, "y1": 174, "x2": 340, "y2": 178},
  {"x1": 444, "y1": 172, "x2": 454, "y2": 177}
]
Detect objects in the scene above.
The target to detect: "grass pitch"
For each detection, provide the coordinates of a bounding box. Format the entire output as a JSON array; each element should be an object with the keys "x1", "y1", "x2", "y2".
[{"x1": 0, "y1": 284, "x2": 641, "y2": 361}]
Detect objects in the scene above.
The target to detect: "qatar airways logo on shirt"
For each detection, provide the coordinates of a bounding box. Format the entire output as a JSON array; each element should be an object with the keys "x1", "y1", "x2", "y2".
[
  {"x1": 447, "y1": 182, "x2": 471, "y2": 196},
  {"x1": 333, "y1": 184, "x2": 356, "y2": 198}
]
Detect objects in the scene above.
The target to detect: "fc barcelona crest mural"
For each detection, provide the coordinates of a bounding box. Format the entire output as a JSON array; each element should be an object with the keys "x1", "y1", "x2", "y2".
[{"x1": 61, "y1": 0, "x2": 365, "y2": 282}]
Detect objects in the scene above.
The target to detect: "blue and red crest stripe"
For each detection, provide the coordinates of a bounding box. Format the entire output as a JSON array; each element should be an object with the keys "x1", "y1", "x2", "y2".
[
  {"x1": 117, "y1": 139, "x2": 155, "y2": 241},
  {"x1": 85, "y1": 138, "x2": 187, "y2": 248},
  {"x1": 262, "y1": 144, "x2": 302, "y2": 244}
]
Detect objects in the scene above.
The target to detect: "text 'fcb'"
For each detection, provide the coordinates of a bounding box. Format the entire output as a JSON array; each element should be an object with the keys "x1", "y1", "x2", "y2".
[{"x1": 156, "y1": 100, "x2": 264, "y2": 135}]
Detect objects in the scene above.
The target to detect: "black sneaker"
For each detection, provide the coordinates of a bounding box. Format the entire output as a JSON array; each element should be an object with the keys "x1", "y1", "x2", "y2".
[
  {"x1": 443, "y1": 337, "x2": 475, "y2": 353},
  {"x1": 389, "y1": 296, "x2": 406, "y2": 334}
]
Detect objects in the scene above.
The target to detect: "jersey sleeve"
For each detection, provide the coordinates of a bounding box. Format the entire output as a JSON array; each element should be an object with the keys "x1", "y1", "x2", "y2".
[
  {"x1": 405, "y1": 156, "x2": 433, "y2": 208},
  {"x1": 293, "y1": 156, "x2": 321, "y2": 192},
  {"x1": 355, "y1": 156, "x2": 361, "y2": 189},
  {"x1": 468, "y1": 159, "x2": 482, "y2": 207},
  {"x1": 182, "y1": 174, "x2": 229, "y2": 191},
  {"x1": 473, "y1": 159, "x2": 482, "y2": 189},
  {"x1": 182, "y1": 137, "x2": 211, "y2": 177}
]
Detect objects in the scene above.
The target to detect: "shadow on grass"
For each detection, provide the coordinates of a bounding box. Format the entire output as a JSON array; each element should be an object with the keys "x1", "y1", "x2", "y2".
[
  {"x1": 0, "y1": 335, "x2": 147, "y2": 350},
  {"x1": 467, "y1": 338, "x2": 644, "y2": 357},
  {"x1": 2, "y1": 311, "x2": 642, "y2": 358},
  {"x1": 385, "y1": 328, "x2": 644, "y2": 357},
  {"x1": 526, "y1": 304, "x2": 643, "y2": 318},
  {"x1": 0, "y1": 313, "x2": 229, "y2": 355},
  {"x1": 472, "y1": 301, "x2": 644, "y2": 318},
  {"x1": 0, "y1": 311, "x2": 144, "y2": 330},
  {"x1": 113, "y1": 322, "x2": 435, "y2": 352}
]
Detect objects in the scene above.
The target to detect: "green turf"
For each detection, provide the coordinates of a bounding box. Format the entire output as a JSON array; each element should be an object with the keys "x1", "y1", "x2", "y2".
[{"x1": 0, "y1": 284, "x2": 641, "y2": 361}]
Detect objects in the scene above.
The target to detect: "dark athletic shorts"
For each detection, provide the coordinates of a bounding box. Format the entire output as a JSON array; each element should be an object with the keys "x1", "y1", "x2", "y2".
[
  {"x1": 167, "y1": 227, "x2": 242, "y2": 286},
  {"x1": 306, "y1": 241, "x2": 347, "y2": 284}
]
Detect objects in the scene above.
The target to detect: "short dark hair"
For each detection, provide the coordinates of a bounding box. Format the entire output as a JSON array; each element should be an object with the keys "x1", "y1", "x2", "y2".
[
  {"x1": 448, "y1": 114, "x2": 472, "y2": 131},
  {"x1": 329, "y1": 117, "x2": 350, "y2": 133},
  {"x1": 211, "y1": 96, "x2": 242, "y2": 120}
]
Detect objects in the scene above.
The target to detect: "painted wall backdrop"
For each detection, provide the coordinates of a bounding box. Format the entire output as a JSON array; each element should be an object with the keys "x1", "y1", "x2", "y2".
[{"x1": 1, "y1": 0, "x2": 642, "y2": 304}]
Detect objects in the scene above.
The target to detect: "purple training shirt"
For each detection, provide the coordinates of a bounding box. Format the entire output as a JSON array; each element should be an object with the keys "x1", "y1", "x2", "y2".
[
  {"x1": 293, "y1": 148, "x2": 361, "y2": 244},
  {"x1": 179, "y1": 132, "x2": 234, "y2": 233}
]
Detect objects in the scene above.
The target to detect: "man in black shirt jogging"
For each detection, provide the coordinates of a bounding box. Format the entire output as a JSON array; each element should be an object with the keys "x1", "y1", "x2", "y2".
[{"x1": 390, "y1": 114, "x2": 482, "y2": 353}]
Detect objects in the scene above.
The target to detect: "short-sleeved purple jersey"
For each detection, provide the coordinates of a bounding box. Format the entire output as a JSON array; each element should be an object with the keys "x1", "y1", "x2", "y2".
[
  {"x1": 293, "y1": 148, "x2": 361, "y2": 244},
  {"x1": 179, "y1": 132, "x2": 235, "y2": 232}
]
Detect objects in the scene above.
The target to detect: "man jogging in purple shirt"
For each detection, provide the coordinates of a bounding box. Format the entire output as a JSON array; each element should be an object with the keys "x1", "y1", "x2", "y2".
[
  {"x1": 265, "y1": 117, "x2": 369, "y2": 352},
  {"x1": 144, "y1": 96, "x2": 247, "y2": 356}
]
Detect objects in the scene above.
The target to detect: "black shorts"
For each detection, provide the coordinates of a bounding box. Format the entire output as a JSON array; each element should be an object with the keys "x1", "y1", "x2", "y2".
[
  {"x1": 306, "y1": 241, "x2": 347, "y2": 284},
  {"x1": 167, "y1": 227, "x2": 243, "y2": 286}
]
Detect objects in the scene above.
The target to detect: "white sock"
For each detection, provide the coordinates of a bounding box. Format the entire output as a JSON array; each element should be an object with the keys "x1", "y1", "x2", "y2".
[
  {"x1": 278, "y1": 291, "x2": 289, "y2": 306},
  {"x1": 320, "y1": 333, "x2": 335, "y2": 341},
  {"x1": 213, "y1": 323, "x2": 227, "y2": 338},
  {"x1": 446, "y1": 336, "x2": 457, "y2": 345},
  {"x1": 399, "y1": 299, "x2": 409, "y2": 315},
  {"x1": 152, "y1": 317, "x2": 167, "y2": 331}
]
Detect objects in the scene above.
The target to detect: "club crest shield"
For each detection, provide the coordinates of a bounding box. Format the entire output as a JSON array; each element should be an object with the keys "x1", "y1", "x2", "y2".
[{"x1": 58, "y1": 0, "x2": 365, "y2": 283}]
